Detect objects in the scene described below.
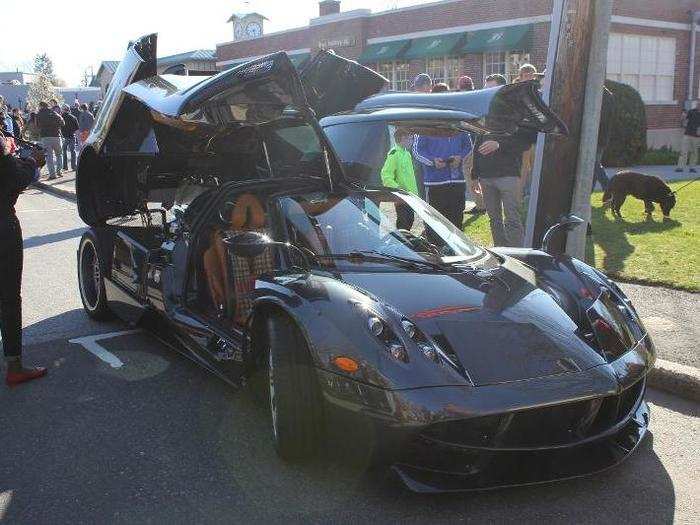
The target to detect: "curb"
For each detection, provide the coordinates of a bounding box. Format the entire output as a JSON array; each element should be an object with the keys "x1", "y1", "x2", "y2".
[
  {"x1": 32, "y1": 181, "x2": 76, "y2": 202},
  {"x1": 647, "y1": 359, "x2": 700, "y2": 402}
]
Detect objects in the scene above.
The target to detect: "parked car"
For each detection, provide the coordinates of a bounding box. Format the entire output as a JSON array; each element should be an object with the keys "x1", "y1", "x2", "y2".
[{"x1": 76, "y1": 34, "x2": 654, "y2": 492}]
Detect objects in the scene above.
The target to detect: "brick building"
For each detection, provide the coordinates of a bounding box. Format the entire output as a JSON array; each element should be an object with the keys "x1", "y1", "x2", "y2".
[{"x1": 216, "y1": 0, "x2": 699, "y2": 151}]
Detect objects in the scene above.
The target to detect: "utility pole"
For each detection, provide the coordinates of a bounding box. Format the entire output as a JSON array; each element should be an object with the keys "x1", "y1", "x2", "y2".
[
  {"x1": 687, "y1": 11, "x2": 699, "y2": 110},
  {"x1": 525, "y1": 0, "x2": 610, "y2": 254},
  {"x1": 566, "y1": 0, "x2": 613, "y2": 258}
]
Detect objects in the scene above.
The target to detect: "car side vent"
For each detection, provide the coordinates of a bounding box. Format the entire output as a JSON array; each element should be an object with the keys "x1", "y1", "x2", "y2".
[{"x1": 431, "y1": 334, "x2": 469, "y2": 380}]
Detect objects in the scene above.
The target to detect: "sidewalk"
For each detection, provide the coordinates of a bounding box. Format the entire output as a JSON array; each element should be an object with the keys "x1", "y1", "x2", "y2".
[
  {"x1": 603, "y1": 164, "x2": 698, "y2": 185},
  {"x1": 619, "y1": 283, "x2": 699, "y2": 369}
]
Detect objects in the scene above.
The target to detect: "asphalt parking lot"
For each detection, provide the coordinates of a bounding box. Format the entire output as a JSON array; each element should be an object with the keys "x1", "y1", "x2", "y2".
[{"x1": 1, "y1": 330, "x2": 698, "y2": 524}]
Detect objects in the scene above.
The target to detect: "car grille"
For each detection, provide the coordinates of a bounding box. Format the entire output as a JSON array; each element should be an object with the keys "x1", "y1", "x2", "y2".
[{"x1": 421, "y1": 378, "x2": 645, "y2": 450}]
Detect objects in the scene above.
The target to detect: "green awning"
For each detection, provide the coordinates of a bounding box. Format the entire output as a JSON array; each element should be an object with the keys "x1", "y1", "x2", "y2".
[
  {"x1": 358, "y1": 40, "x2": 410, "y2": 63},
  {"x1": 403, "y1": 33, "x2": 466, "y2": 60},
  {"x1": 462, "y1": 24, "x2": 533, "y2": 53},
  {"x1": 290, "y1": 53, "x2": 310, "y2": 68}
]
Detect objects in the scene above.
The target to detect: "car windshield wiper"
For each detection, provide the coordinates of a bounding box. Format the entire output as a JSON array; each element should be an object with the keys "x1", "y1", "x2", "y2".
[{"x1": 320, "y1": 250, "x2": 450, "y2": 272}]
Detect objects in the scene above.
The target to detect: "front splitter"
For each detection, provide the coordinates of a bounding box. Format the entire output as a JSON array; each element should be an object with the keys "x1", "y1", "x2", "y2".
[{"x1": 392, "y1": 400, "x2": 649, "y2": 493}]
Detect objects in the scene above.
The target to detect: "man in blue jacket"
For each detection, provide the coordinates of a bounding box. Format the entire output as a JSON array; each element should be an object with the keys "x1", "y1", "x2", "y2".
[{"x1": 413, "y1": 131, "x2": 473, "y2": 228}]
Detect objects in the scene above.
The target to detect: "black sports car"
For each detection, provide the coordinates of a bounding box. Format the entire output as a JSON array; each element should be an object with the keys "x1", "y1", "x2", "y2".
[{"x1": 75, "y1": 34, "x2": 654, "y2": 492}]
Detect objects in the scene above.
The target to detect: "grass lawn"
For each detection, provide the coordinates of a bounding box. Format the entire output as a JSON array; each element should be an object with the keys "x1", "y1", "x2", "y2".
[{"x1": 462, "y1": 180, "x2": 700, "y2": 292}]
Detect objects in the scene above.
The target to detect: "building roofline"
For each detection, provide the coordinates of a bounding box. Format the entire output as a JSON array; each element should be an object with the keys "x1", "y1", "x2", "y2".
[
  {"x1": 216, "y1": 48, "x2": 311, "y2": 67},
  {"x1": 309, "y1": 9, "x2": 371, "y2": 26},
  {"x1": 216, "y1": 2, "x2": 694, "y2": 52},
  {"x1": 217, "y1": 0, "x2": 469, "y2": 48}
]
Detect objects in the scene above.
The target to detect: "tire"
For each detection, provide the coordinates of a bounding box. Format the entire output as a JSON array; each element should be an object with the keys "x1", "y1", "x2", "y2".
[
  {"x1": 78, "y1": 231, "x2": 113, "y2": 321},
  {"x1": 267, "y1": 313, "x2": 324, "y2": 462}
]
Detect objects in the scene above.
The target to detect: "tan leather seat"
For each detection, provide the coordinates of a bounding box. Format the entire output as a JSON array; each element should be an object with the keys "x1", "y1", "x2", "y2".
[{"x1": 202, "y1": 193, "x2": 272, "y2": 324}]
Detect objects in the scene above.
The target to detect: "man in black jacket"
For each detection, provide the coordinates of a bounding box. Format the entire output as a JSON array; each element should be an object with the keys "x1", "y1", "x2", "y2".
[
  {"x1": 0, "y1": 133, "x2": 47, "y2": 386},
  {"x1": 61, "y1": 104, "x2": 79, "y2": 171},
  {"x1": 471, "y1": 130, "x2": 537, "y2": 247},
  {"x1": 36, "y1": 101, "x2": 64, "y2": 179},
  {"x1": 470, "y1": 75, "x2": 537, "y2": 247}
]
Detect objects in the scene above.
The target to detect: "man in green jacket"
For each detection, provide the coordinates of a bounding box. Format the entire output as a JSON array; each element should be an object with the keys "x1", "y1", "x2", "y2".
[{"x1": 381, "y1": 128, "x2": 418, "y2": 230}]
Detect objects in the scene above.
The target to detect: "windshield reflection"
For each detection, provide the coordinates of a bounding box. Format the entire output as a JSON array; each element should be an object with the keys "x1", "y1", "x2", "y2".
[{"x1": 280, "y1": 190, "x2": 491, "y2": 271}]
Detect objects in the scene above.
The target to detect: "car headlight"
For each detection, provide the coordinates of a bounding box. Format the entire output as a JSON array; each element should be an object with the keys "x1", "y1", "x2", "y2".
[
  {"x1": 352, "y1": 300, "x2": 464, "y2": 373},
  {"x1": 352, "y1": 302, "x2": 408, "y2": 362},
  {"x1": 399, "y1": 319, "x2": 439, "y2": 362}
]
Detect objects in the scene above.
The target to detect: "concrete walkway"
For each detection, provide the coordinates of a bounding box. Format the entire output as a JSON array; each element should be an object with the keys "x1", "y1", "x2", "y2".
[{"x1": 619, "y1": 283, "x2": 699, "y2": 369}]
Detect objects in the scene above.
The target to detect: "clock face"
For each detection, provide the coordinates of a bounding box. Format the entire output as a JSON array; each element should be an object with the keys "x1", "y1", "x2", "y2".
[{"x1": 246, "y1": 21, "x2": 262, "y2": 38}]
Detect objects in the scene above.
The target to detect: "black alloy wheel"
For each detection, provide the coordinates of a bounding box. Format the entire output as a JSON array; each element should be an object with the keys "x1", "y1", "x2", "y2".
[
  {"x1": 78, "y1": 232, "x2": 112, "y2": 320},
  {"x1": 266, "y1": 313, "x2": 324, "y2": 461}
]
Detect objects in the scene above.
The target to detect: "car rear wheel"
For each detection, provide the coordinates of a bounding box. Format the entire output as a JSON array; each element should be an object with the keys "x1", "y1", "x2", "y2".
[
  {"x1": 78, "y1": 232, "x2": 112, "y2": 321},
  {"x1": 267, "y1": 313, "x2": 324, "y2": 461}
]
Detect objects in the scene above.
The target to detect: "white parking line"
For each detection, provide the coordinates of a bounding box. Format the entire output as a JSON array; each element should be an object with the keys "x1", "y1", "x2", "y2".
[{"x1": 69, "y1": 330, "x2": 141, "y2": 368}]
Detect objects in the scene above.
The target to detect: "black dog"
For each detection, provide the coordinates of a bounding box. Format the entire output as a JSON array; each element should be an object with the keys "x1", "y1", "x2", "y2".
[{"x1": 602, "y1": 171, "x2": 676, "y2": 219}]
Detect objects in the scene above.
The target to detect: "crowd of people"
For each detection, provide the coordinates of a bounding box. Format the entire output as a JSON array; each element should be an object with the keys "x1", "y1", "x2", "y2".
[
  {"x1": 381, "y1": 64, "x2": 544, "y2": 247},
  {"x1": 0, "y1": 95, "x2": 100, "y2": 180}
]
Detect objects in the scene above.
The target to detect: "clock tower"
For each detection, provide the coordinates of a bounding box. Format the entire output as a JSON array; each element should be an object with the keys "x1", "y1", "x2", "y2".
[{"x1": 227, "y1": 12, "x2": 267, "y2": 41}]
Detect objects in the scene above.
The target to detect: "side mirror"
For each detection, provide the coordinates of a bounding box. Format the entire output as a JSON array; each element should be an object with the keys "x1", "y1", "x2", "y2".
[
  {"x1": 541, "y1": 214, "x2": 584, "y2": 254},
  {"x1": 223, "y1": 231, "x2": 273, "y2": 258}
]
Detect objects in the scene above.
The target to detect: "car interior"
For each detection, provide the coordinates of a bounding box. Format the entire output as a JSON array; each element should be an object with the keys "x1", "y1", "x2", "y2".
[{"x1": 195, "y1": 192, "x2": 276, "y2": 326}]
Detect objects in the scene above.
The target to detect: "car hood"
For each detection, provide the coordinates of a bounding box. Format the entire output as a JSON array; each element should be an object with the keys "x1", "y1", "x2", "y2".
[{"x1": 339, "y1": 258, "x2": 606, "y2": 386}]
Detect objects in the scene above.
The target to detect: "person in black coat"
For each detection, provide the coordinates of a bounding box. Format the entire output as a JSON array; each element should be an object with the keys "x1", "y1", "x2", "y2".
[
  {"x1": 61, "y1": 104, "x2": 79, "y2": 171},
  {"x1": 0, "y1": 132, "x2": 47, "y2": 386}
]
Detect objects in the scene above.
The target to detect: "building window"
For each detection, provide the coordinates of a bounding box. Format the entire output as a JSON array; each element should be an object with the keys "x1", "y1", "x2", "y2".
[
  {"x1": 484, "y1": 51, "x2": 507, "y2": 77},
  {"x1": 607, "y1": 34, "x2": 676, "y2": 103},
  {"x1": 483, "y1": 51, "x2": 531, "y2": 83},
  {"x1": 376, "y1": 61, "x2": 410, "y2": 92},
  {"x1": 425, "y1": 56, "x2": 461, "y2": 89}
]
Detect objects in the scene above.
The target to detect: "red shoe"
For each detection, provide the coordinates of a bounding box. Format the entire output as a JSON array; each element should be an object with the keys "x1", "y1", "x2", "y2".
[{"x1": 6, "y1": 367, "x2": 47, "y2": 386}]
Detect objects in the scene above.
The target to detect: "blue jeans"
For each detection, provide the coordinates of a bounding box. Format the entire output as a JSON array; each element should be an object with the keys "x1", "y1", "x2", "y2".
[{"x1": 62, "y1": 134, "x2": 76, "y2": 171}]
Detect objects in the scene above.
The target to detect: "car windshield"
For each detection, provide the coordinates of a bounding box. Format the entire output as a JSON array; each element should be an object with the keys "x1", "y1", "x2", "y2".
[{"x1": 280, "y1": 190, "x2": 493, "y2": 271}]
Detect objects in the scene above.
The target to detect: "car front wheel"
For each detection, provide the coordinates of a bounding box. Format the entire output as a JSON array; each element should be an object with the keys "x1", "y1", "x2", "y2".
[
  {"x1": 78, "y1": 232, "x2": 112, "y2": 321},
  {"x1": 266, "y1": 313, "x2": 324, "y2": 461}
]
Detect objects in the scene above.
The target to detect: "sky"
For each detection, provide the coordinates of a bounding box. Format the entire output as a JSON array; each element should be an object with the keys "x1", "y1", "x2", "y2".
[{"x1": 0, "y1": 0, "x2": 436, "y2": 86}]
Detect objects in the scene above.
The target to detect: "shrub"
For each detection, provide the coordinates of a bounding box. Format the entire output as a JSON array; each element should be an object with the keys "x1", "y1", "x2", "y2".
[
  {"x1": 640, "y1": 146, "x2": 680, "y2": 166},
  {"x1": 602, "y1": 80, "x2": 647, "y2": 167}
]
